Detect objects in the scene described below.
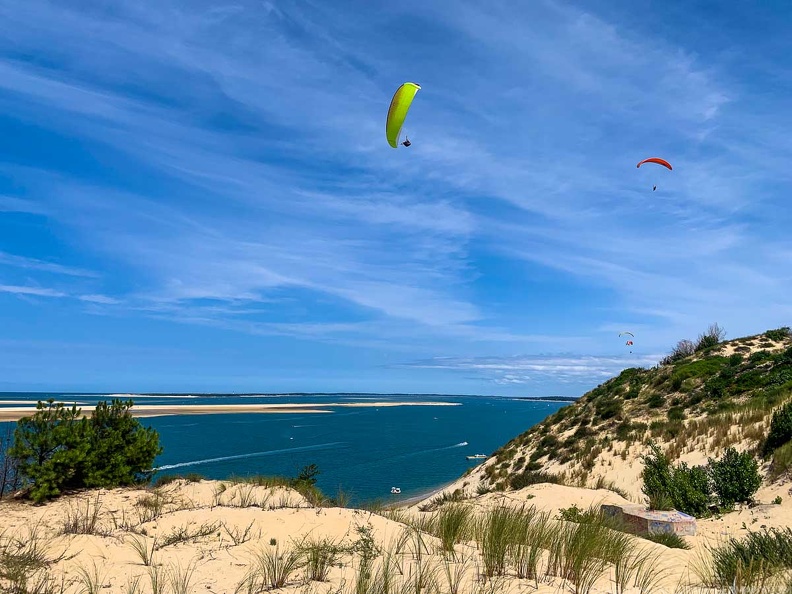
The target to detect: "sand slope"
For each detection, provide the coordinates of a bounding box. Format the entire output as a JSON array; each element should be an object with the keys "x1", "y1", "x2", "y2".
[{"x1": 5, "y1": 477, "x2": 792, "y2": 594}]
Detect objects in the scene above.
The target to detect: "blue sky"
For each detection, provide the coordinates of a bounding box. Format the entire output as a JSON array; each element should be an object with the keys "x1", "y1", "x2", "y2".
[{"x1": 0, "y1": 0, "x2": 791, "y2": 395}]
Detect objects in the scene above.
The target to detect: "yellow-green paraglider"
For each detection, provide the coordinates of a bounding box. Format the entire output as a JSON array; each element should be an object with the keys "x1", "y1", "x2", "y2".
[{"x1": 386, "y1": 82, "x2": 421, "y2": 148}]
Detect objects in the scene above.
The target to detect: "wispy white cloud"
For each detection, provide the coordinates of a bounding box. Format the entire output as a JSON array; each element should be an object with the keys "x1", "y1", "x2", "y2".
[
  {"x1": 0, "y1": 284, "x2": 67, "y2": 298},
  {"x1": 78, "y1": 294, "x2": 121, "y2": 305},
  {"x1": 404, "y1": 352, "x2": 662, "y2": 385},
  {"x1": 0, "y1": 251, "x2": 98, "y2": 278}
]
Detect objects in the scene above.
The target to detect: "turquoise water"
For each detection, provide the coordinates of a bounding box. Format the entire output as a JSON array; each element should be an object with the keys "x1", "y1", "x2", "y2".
[{"x1": 0, "y1": 393, "x2": 569, "y2": 504}]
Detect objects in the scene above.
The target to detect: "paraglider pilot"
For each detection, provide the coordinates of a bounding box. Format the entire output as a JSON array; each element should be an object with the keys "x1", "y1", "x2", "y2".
[{"x1": 401, "y1": 137, "x2": 411, "y2": 147}]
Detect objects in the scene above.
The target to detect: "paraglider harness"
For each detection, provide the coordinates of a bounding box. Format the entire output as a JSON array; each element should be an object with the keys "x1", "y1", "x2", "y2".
[{"x1": 401, "y1": 137, "x2": 411, "y2": 147}]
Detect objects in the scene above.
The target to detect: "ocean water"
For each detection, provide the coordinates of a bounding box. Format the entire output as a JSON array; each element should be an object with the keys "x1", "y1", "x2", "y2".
[{"x1": 0, "y1": 393, "x2": 568, "y2": 504}]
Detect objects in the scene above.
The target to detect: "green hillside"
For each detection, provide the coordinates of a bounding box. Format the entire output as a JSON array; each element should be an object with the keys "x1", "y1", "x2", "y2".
[{"x1": 478, "y1": 326, "x2": 792, "y2": 494}]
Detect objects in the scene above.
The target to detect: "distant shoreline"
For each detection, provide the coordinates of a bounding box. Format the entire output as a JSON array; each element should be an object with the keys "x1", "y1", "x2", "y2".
[
  {"x1": 0, "y1": 401, "x2": 461, "y2": 422},
  {"x1": 0, "y1": 391, "x2": 579, "y2": 401}
]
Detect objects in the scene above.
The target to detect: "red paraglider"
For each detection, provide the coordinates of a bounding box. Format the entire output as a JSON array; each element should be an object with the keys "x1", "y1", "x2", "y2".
[
  {"x1": 636, "y1": 157, "x2": 672, "y2": 170},
  {"x1": 637, "y1": 158, "x2": 672, "y2": 191}
]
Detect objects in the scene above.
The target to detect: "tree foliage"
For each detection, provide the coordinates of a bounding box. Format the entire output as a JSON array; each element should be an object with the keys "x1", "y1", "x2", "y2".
[
  {"x1": 9, "y1": 399, "x2": 162, "y2": 503},
  {"x1": 708, "y1": 447, "x2": 762, "y2": 508},
  {"x1": 0, "y1": 424, "x2": 21, "y2": 498},
  {"x1": 763, "y1": 401, "x2": 792, "y2": 458}
]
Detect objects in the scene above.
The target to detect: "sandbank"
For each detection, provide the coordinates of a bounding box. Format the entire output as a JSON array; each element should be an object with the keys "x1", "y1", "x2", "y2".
[{"x1": 0, "y1": 400, "x2": 459, "y2": 422}]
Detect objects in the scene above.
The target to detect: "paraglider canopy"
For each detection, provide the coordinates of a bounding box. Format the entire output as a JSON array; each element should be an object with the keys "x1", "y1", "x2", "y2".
[
  {"x1": 636, "y1": 157, "x2": 672, "y2": 171},
  {"x1": 386, "y1": 82, "x2": 421, "y2": 148},
  {"x1": 618, "y1": 332, "x2": 635, "y2": 338}
]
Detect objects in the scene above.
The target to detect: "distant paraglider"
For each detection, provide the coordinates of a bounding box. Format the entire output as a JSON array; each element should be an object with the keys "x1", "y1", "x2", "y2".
[
  {"x1": 386, "y1": 82, "x2": 421, "y2": 149},
  {"x1": 619, "y1": 331, "x2": 635, "y2": 353},
  {"x1": 637, "y1": 157, "x2": 672, "y2": 191}
]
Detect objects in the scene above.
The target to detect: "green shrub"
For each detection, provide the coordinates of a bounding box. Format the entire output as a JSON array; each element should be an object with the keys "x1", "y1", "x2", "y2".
[
  {"x1": 641, "y1": 442, "x2": 713, "y2": 518},
  {"x1": 625, "y1": 383, "x2": 642, "y2": 400},
  {"x1": 646, "y1": 392, "x2": 665, "y2": 409},
  {"x1": 667, "y1": 407, "x2": 685, "y2": 421},
  {"x1": 728, "y1": 353, "x2": 743, "y2": 366},
  {"x1": 731, "y1": 370, "x2": 767, "y2": 393},
  {"x1": 767, "y1": 368, "x2": 792, "y2": 388},
  {"x1": 709, "y1": 448, "x2": 761, "y2": 508},
  {"x1": 539, "y1": 434, "x2": 559, "y2": 449},
  {"x1": 557, "y1": 504, "x2": 599, "y2": 524},
  {"x1": 749, "y1": 350, "x2": 772, "y2": 364},
  {"x1": 644, "y1": 532, "x2": 691, "y2": 550},
  {"x1": 695, "y1": 323, "x2": 726, "y2": 352},
  {"x1": 594, "y1": 397, "x2": 622, "y2": 420},
  {"x1": 641, "y1": 442, "x2": 674, "y2": 511},
  {"x1": 649, "y1": 420, "x2": 666, "y2": 437},
  {"x1": 661, "y1": 421, "x2": 685, "y2": 440},
  {"x1": 510, "y1": 470, "x2": 563, "y2": 490},
  {"x1": 152, "y1": 473, "x2": 204, "y2": 487},
  {"x1": 670, "y1": 375, "x2": 683, "y2": 391},
  {"x1": 573, "y1": 425, "x2": 594, "y2": 439},
  {"x1": 671, "y1": 462, "x2": 712, "y2": 518},
  {"x1": 777, "y1": 347, "x2": 792, "y2": 365},
  {"x1": 9, "y1": 399, "x2": 162, "y2": 503},
  {"x1": 674, "y1": 357, "x2": 729, "y2": 381},
  {"x1": 762, "y1": 401, "x2": 792, "y2": 457},
  {"x1": 615, "y1": 422, "x2": 632, "y2": 441},
  {"x1": 765, "y1": 327, "x2": 791, "y2": 342},
  {"x1": 771, "y1": 442, "x2": 792, "y2": 480},
  {"x1": 705, "y1": 377, "x2": 728, "y2": 399}
]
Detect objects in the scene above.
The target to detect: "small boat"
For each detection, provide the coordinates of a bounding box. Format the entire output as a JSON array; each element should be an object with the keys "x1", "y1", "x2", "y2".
[
  {"x1": 466, "y1": 454, "x2": 487, "y2": 460},
  {"x1": 390, "y1": 487, "x2": 401, "y2": 494}
]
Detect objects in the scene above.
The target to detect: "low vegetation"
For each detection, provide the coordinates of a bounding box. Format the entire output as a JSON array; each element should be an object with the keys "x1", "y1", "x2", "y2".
[
  {"x1": 4, "y1": 398, "x2": 162, "y2": 503},
  {"x1": 640, "y1": 442, "x2": 762, "y2": 517}
]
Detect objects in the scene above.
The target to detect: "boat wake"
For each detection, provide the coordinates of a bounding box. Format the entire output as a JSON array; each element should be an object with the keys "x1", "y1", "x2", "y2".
[
  {"x1": 343, "y1": 441, "x2": 469, "y2": 472},
  {"x1": 154, "y1": 441, "x2": 344, "y2": 471}
]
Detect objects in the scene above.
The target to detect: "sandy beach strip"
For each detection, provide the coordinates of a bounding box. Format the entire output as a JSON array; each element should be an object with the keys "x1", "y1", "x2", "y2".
[
  {"x1": 0, "y1": 400, "x2": 459, "y2": 421},
  {"x1": 0, "y1": 400, "x2": 90, "y2": 405}
]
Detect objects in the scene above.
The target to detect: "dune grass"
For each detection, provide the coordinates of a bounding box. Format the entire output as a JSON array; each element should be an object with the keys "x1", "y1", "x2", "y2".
[
  {"x1": 296, "y1": 535, "x2": 345, "y2": 582},
  {"x1": 135, "y1": 488, "x2": 172, "y2": 523},
  {"x1": 427, "y1": 503, "x2": 473, "y2": 556},
  {"x1": 236, "y1": 543, "x2": 305, "y2": 592},
  {"x1": 59, "y1": 494, "x2": 109, "y2": 536},
  {"x1": 156, "y1": 521, "x2": 220, "y2": 549},
  {"x1": 74, "y1": 560, "x2": 107, "y2": 594},
  {"x1": 166, "y1": 559, "x2": 198, "y2": 594},
  {"x1": 0, "y1": 523, "x2": 69, "y2": 594},
  {"x1": 695, "y1": 527, "x2": 792, "y2": 592},
  {"x1": 220, "y1": 519, "x2": 259, "y2": 547},
  {"x1": 126, "y1": 534, "x2": 157, "y2": 566}
]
